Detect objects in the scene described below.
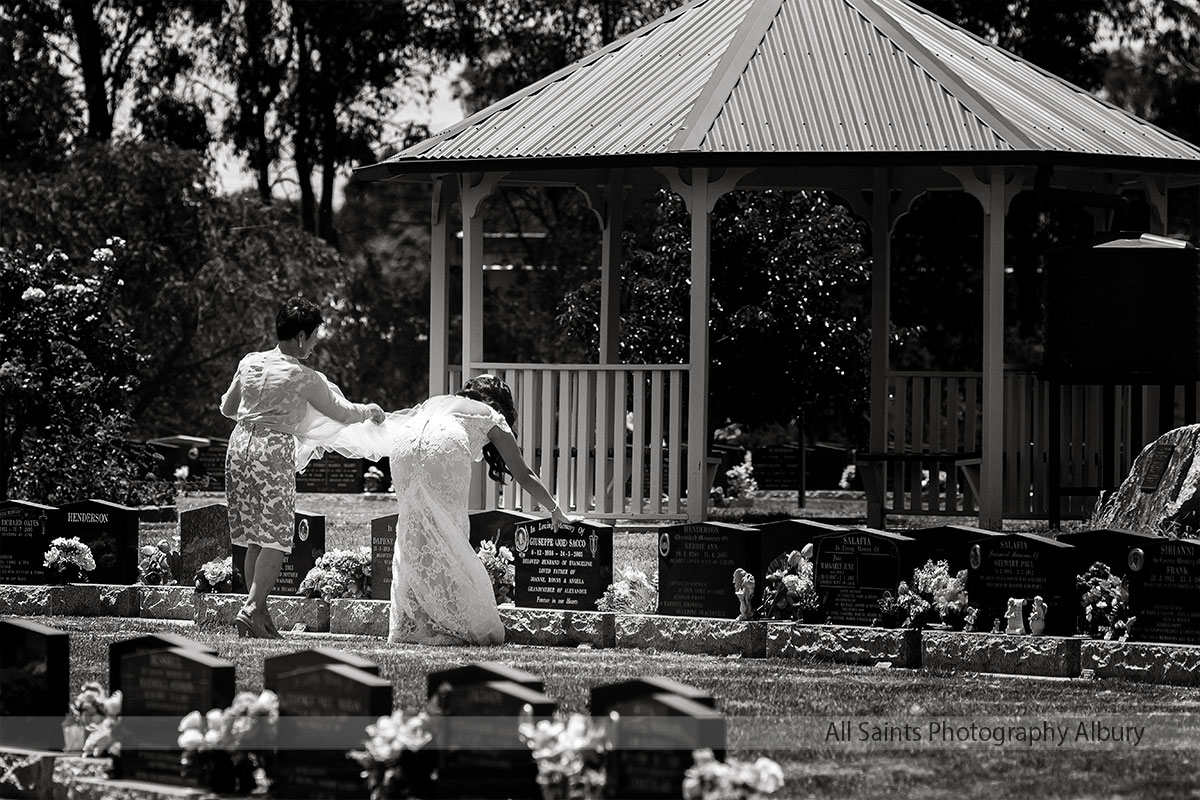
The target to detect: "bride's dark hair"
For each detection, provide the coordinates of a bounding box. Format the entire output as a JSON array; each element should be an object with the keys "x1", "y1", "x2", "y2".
[{"x1": 457, "y1": 375, "x2": 517, "y2": 483}]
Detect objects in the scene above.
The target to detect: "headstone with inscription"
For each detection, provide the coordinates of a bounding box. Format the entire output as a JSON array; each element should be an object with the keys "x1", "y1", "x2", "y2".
[
  {"x1": 197, "y1": 438, "x2": 228, "y2": 491},
  {"x1": 513, "y1": 519, "x2": 613, "y2": 610},
  {"x1": 296, "y1": 453, "x2": 365, "y2": 493},
  {"x1": 438, "y1": 680, "x2": 555, "y2": 800},
  {"x1": 425, "y1": 660, "x2": 543, "y2": 699},
  {"x1": 0, "y1": 618, "x2": 70, "y2": 750},
  {"x1": 752, "y1": 443, "x2": 804, "y2": 491},
  {"x1": 1124, "y1": 537, "x2": 1200, "y2": 645},
  {"x1": 657, "y1": 522, "x2": 759, "y2": 618},
  {"x1": 967, "y1": 533, "x2": 1077, "y2": 635},
  {"x1": 263, "y1": 647, "x2": 380, "y2": 693},
  {"x1": 902, "y1": 525, "x2": 1003, "y2": 575},
  {"x1": 469, "y1": 509, "x2": 540, "y2": 551},
  {"x1": 232, "y1": 510, "x2": 325, "y2": 596},
  {"x1": 607, "y1": 693, "x2": 727, "y2": 800},
  {"x1": 590, "y1": 677, "x2": 716, "y2": 717},
  {"x1": 1091, "y1": 425, "x2": 1200, "y2": 537},
  {"x1": 53, "y1": 499, "x2": 139, "y2": 584},
  {"x1": 120, "y1": 647, "x2": 236, "y2": 785},
  {"x1": 274, "y1": 664, "x2": 394, "y2": 800},
  {"x1": 1056, "y1": 528, "x2": 1169, "y2": 638},
  {"x1": 179, "y1": 503, "x2": 230, "y2": 586},
  {"x1": 108, "y1": 633, "x2": 217, "y2": 696},
  {"x1": 813, "y1": 528, "x2": 920, "y2": 626},
  {"x1": 750, "y1": 519, "x2": 844, "y2": 575},
  {"x1": 0, "y1": 499, "x2": 55, "y2": 585},
  {"x1": 370, "y1": 513, "x2": 397, "y2": 600}
]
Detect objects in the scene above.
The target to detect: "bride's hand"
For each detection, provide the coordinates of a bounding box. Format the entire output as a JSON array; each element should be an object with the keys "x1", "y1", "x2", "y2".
[
  {"x1": 366, "y1": 403, "x2": 386, "y2": 423},
  {"x1": 550, "y1": 506, "x2": 574, "y2": 530}
]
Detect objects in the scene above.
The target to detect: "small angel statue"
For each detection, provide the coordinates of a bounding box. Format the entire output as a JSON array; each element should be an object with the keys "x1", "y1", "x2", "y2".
[
  {"x1": 733, "y1": 568, "x2": 756, "y2": 621},
  {"x1": 1005, "y1": 597, "x2": 1027, "y2": 635},
  {"x1": 1028, "y1": 596, "x2": 1047, "y2": 636}
]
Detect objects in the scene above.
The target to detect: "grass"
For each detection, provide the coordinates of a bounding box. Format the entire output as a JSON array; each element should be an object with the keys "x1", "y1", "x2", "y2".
[{"x1": 114, "y1": 492, "x2": 1196, "y2": 797}]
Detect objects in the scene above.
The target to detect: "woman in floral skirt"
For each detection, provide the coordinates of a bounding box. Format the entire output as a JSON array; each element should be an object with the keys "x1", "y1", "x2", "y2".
[{"x1": 220, "y1": 297, "x2": 384, "y2": 638}]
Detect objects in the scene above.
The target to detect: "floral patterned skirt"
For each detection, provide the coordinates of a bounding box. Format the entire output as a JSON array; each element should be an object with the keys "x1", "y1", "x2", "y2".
[{"x1": 226, "y1": 421, "x2": 295, "y2": 553}]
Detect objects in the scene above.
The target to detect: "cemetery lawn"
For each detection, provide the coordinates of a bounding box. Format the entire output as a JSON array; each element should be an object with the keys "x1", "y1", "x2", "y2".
[{"x1": 56, "y1": 615, "x2": 1199, "y2": 800}]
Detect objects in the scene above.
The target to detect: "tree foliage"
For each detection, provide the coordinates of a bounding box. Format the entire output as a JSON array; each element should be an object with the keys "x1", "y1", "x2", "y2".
[{"x1": 0, "y1": 241, "x2": 171, "y2": 504}]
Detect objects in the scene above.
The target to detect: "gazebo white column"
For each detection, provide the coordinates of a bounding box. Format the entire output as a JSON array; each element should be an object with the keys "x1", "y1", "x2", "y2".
[
  {"x1": 459, "y1": 172, "x2": 506, "y2": 379},
  {"x1": 428, "y1": 175, "x2": 455, "y2": 396}
]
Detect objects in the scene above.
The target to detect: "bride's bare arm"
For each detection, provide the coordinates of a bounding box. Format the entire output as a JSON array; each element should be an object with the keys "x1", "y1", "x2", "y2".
[{"x1": 487, "y1": 425, "x2": 572, "y2": 528}]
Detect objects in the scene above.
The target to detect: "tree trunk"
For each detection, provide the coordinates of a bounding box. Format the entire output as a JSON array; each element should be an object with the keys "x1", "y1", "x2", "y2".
[
  {"x1": 243, "y1": 1, "x2": 274, "y2": 203},
  {"x1": 317, "y1": 98, "x2": 338, "y2": 248},
  {"x1": 292, "y1": 4, "x2": 316, "y2": 233},
  {"x1": 66, "y1": 0, "x2": 113, "y2": 140}
]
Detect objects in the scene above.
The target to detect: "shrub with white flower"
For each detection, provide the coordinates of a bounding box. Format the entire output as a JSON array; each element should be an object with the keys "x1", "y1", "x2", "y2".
[
  {"x1": 477, "y1": 540, "x2": 516, "y2": 605},
  {"x1": 682, "y1": 749, "x2": 785, "y2": 800},
  {"x1": 596, "y1": 567, "x2": 658, "y2": 614},
  {"x1": 519, "y1": 707, "x2": 611, "y2": 800},
  {"x1": 43, "y1": 537, "x2": 96, "y2": 582},
  {"x1": 297, "y1": 547, "x2": 371, "y2": 601},
  {"x1": 348, "y1": 710, "x2": 435, "y2": 800}
]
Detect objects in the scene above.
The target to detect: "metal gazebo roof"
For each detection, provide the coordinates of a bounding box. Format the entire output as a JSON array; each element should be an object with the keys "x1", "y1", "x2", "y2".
[{"x1": 355, "y1": 0, "x2": 1200, "y2": 181}]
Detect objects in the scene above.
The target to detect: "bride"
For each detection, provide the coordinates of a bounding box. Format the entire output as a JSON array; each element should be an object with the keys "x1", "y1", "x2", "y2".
[{"x1": 298, "y1": 375, "x2": 569, "y2": 645}]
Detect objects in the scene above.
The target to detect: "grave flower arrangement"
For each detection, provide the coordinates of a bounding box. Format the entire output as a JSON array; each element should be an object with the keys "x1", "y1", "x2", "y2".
[
  {"x1": 756, "y1": 547, "x2": 821, "y2": 622},
  {"x1": 682, "y1": 749, "x2": 785, "y2": 800},
  {"x1": 476, "y1": 540, "x2": 516, "y2": 605},
  {"x1": 348, "y1": 709, "x2": 436, "y2": 800},
  {"x1": 1077, "y1": 561, "x2": 1135, "y2": 640},
  {"x1": 62, "y1": 682, "x2": 122, "y2": 756},
  {"x1": 877, "y1": 560, "x2": 976, "y2": 630},
  {"x1": 193, "y1": 555, "x2": 244, "y2": 593},
  {"x1": 178, "y1": 690, "x2": 278, "y2": 795},
  {"x1": 297, "y1": 547, "x2": 371, "y2": 601},
  {"x1": 43, "y1": 537, "x2": 96, "y2": 584},
  {"x1": 363, "y1": 465, "x2": 387, "y2": 492},
  {"x1": 597, "y1": 567, "x2": 658, "y2": 614},
  {"x1": 518, "y1": 707, "x2": 612, "y2": 800},
  {"x1": 137, "y1": 539, "x2": 181, "y2": 586}
]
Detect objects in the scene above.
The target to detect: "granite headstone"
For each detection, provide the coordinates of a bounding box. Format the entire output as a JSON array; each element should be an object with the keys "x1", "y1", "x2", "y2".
[
  {"x1": 0, "y1": 500, "x2": 55, "y2": 585},
  {"x1": 108, "y1": 633, "x2": 218, "y2": 697},
  {"x1": 608, "y1": 693, "x2": 727, "y2": 800},
  {"x1": 179, "y1": 503, "x2": 230, "y2": 587},
  {"x1": 1124, "y1": 537, "x2": 1200, "y2": 645},
  {"x1": 425, "y1": 660, "x2": 543, "y2": 699},
  {"x1": 813, "y1": 528, "x2": 920, "y2": 626},
  {"x1": 232, "y1": 510, "x2": 325, "y2": 596},
  {"x1": 513, "y1": 518, "x2": 613, "y2": 610},
  {"x1": 656, "y1": 522, "x2": 760, "y2": 618},
  {"x1": 53, "y1": 499, "x2": 139, "y2": 584},
  {"x1": 590, "y1": 676, "x2": 716, "y2": 717},
  {"x1": 438, "y1": 680, "x2": 555, "y2": 800},
  {"x1": 274, "y1": 664, "x2": 394, "y2": 800},
  {"x1": 468, "y1": 509, "x2": 540, "y2": 551},
  {"x1": 370, "y1": 513, "x2": 397, "y2": 600},
  {"x1": 902, "y1": 525, "x2": 1003, "y2": 575},
  {"x1": 295, "y1": 453, "x2": 365, "y2": 493},
  {"x1": 751, "y1": 443, "x2": 803, "y2": 491},
  {"x1": 120, "y1": 647, "x2": 236, "y2": 785},
  {"x1": 0, "y1": 618, "x2": 70, "y2": 749},
  {"x1": 263, "y1": 647, "x2": 380, "y2": 693},
  {"x1": 967, "y1": 532, "x2": 1077, "y2": 635}
]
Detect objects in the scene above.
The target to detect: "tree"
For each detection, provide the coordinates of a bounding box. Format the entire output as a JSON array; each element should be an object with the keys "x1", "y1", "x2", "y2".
[
  {"x1": 0, "y1": 140, "x2": 345, "y2": 438},
  {"x1": 0, "y1": 241, "x2": 170, "y2": 504}
]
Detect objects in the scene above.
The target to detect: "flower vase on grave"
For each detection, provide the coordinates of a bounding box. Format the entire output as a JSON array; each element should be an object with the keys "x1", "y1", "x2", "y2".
[{"x1": 48, "y1": 564, "x2": 83, "y2": 585}]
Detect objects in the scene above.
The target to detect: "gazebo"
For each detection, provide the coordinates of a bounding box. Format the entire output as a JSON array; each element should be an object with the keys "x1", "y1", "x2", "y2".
[{"x1": 354, "y1": 0, "x2": 1200, "y2": 528}]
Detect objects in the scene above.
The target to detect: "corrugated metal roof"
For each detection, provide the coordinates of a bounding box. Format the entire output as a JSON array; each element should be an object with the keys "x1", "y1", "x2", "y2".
[{"x1": 358, "y1": 0, "x2": 1200, "y2": 176}]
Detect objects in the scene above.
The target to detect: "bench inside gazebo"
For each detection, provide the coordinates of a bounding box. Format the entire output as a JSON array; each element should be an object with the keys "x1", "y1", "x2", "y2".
[{"x1": 355, "y1": 0, "x2": 1200, "y2": 527}]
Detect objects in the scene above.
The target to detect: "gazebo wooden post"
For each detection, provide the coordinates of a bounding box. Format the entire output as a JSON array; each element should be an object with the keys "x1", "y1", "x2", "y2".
[
  {"x1": 866, "y1": 168, "x2": 893, "y2": 528},
  {"x1": 979, "y1": 168, "x2": 1007, "y2": 530},
  {"x1": 428, "y1": 175, "x2": 455, "y2": 396},
  {"x1": 687, "y1": 168, "x2": 714, "y2": 522}
]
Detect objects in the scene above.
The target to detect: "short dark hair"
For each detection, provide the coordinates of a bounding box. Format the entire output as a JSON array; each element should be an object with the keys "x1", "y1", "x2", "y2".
[
  {"x1": 276, "y1": 297, "x2": 323, "y2": 341},
  {"x1": 457, "y1": 375, "x2": 517, "y2": 483}
]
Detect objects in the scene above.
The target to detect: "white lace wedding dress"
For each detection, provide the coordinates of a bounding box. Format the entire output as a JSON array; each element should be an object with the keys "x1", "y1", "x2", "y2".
[{"x1": 385, "y1": 396, "x2": 506, "y2": 645}]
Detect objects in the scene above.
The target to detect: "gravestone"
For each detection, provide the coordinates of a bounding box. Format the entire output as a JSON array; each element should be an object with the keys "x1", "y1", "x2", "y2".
[
  {"x1": 197, "y1": 439, "x2": 228, "y2": 491},
  {"x1": 0, "y1": 499, "x2": 55, "y2": 585},
  {"x1": 53, "y1": 499, "x2": 139, "y2": 584},
  {"x1": 751, "y1": 519, "x2": 844, "y2": 576},
  {"x1": 274, "y1": 664, "x2": 394, "y2": 800},
  {"x1": 263, "y1": 647, "x2": 380, "y2": 693},
  {"x1": 295, "y1": 453, "x2": 364, "y2": 493},
  {"x1": 438, "y1": 680, "x2": 555, "y2": 800},
  {"x1": 179, "y1": 503, "x2": 230, "y2": 587},
  {"x1": 902, "y1": 525, "x2": 1003, "y2": 575},
  {"x1": 232, "y1": 510, "x2": 325, "y2": 596},
  {"x1": 425, "y1": 660, "x2": 543, "y2": 699},
  {"x1": 967, "y1": 533, "x2": 1077, "y2": 635},
  {"x1": 0, "y1": 618, "x2": 70, "y2": 750},
  {"x1": 657, "y1": 521, "x2": 759, "y2": 618},
  {"x1": 752, "y1": 443, "x2": 804, "y2": 491},
  {"x1": 607, "y1": 693, "x2": 727, "y2": 800},
  {"x1": 120, "y1": 647, "x2": 236, "y2": 785},
  {"x1": 1123, "y1": 537, "x2": 1200, "y2": 645},
  {"x1": 108, "y1": 633, "x2": 218, "y2": 696},
  {"x1": 1057, "y1": 528, "x2": 1171, "y2": 639},
  {"x1": 813, "y1": 528, "x2": 920, "y2": 626},
  {"x1": 370, "y1": 514, "x2": 397, "y2": 600},
  {"x1": 590, "y1": 676, "x2": 716, "y2": 717},
  {"x1": 1091, "y1": 425, "x2": 1200, "y2": 537},
  {"x1": 468, "y1": 509, "x2": 539, "y2": 551},
  {"x1": 513, "y1": 518, "x2": 613, "y2": 610}
]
